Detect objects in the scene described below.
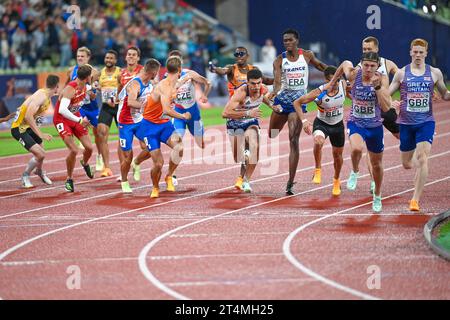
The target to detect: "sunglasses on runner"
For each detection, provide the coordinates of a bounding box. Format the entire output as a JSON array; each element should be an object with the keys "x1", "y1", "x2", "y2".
[{"x1": 234, "y1": 51, "x2": 247, "y2": 57}]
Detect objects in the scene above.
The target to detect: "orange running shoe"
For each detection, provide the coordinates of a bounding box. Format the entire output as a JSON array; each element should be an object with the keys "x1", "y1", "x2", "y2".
[
  {"x1": 150, "y1": 187, "x2": 160, "y2": 198},
  {"x1": 312, "y1": 168, "x2": 321, "y2": 184},
  {"x1": 332, "y1": 178, "x2": 341, "y2": 196},
  {"x1": 101, "y1": 168, "x2": 113, "y2": 177},
  {"x1": 165, "y1": 176, "x2": 175, "y2": 192},
  {"x1": 234, "y1": 176, "x2": 244, "y2": 190},
  {"x1": 409, "y1": 199, "x2": 420, "y2": 212}
]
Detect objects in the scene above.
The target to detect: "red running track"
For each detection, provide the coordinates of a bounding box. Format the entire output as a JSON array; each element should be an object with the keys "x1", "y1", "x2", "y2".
[{"x1": 0, "y1": 103, "x2": 449, "y2": 299}]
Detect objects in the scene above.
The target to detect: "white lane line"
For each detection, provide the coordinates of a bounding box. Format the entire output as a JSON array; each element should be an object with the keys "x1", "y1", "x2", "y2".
[
  {"x1": 282, "y1": 175, "x2": 450, "y2": 301},
  {"x1": 0, "y1": 138, "x2": 448, "y2": 298},
  {"x1": 0, "y1": 150, "x2": 343, "y2": 265},
  {"x1": 138, "y1": 151, "x2": 450, "y2": 300},
  {"x1": 2, "y1": 112, "x2": 450, "y2": 188},
  {"x1": 4, "y1": 129, "x2": 450, "y2": 217},
  {"x1": 0, "y1": 253, "x2": 284, "y2": 267},
  {"x1": 166, "y1": 277, "x2": 316, "y2": 288},
  {"x1": 2, "y1": 137, "x2": 433, "y2": 292},
  {"x1": 2, "y1": 250, "x2": 436, "y2": 268},
  {"x1": 0, "y1": 130, "x2": 326, "y2": 216},
  {"x1": 0, "y1": 128, "x2": 292, "y2": 197}
]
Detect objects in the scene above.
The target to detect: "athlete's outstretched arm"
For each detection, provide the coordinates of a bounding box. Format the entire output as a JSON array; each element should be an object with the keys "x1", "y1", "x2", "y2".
[
  {"x1": 304, "y1": 50, "x2": 328, "y2": 72},
  {"x1": 262, "y1": 93, "x2": 282, "y2": 113},
  {"x1": 24, "y1": 91, "x2": 52, "y2": 141},
  {"x1": 375, "y1": 74, "x2": 391, "y2": 112},
  {"x1": 211, "y1": 64, "x2": 232, "y2": 76},
  {"x1": 270, "y1": 55, "x2": 283, "y2": 98},
  {"x1": 222, "y1": 87, "x2": 261, "y2": 119},
  {"x1": 188, "y1": 70, "x2": 212, "y2": 99},
  {"x1": 293, "y1": 88, "x2": 321, "y2": 116},
  {"x1": 125, "y1": 81, "x2": 143, "y2": 109},
  {"x1": 329, "y1": 61, "x2": 354, "y2": 86},
  {"x1": 387, "y1": 59, "x2": 399, "y2": 77},
  {"x1": 159, "y1": 86, "x2": 190, "y2": 120},
  {"x1": 432, "y1": 67, "x2": 450, "y2": 100},
  {"x1": 388, "y1": 68, "x2": 404, "y2": 96},
  {"x1": 0, "y1": 113, "x2": 15, "y2": 123}
]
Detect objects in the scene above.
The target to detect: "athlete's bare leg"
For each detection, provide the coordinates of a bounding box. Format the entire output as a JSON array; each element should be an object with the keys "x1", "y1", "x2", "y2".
[
  {"x1": 287, "y1": 112, "x2": 302, "y2": 184},
  {"x1": 410, "y1": 141, "x2": 431, "y2": 202},
  {"x1": 332, "y1": 146, "x2": 344, "y2": 180},
  {"x1": 349, "y1": 134, "x2": 365, "y2": 173},
  {"x1": 244, "y1": 126, "x2": 260, "y2": 180},
  {"x1": 313, "y1": 135, "x2": 325, "y2": 169},
  {"x1": 93, "y1": 126, "x2": 102, "y2": 158},
  {"x1": 25, "y1": 144, "x2": 46, "y2": 175},
  {"x1": 229, "y1": 133, "x2": 246, "y2": 177},
  {"x1": 268, "y1": 111, "x2": 288, "y2": 138},
  {"x1": 166, "y1": 133, "x2": 184, "y2": 177},
  {"x1": 368, "y1": 151, "x2": 383, "y2": 197},
  {"x1": 97, "y1": 123, "x2": 111, "y2": 169},
  {"x1": 78, "y1": 134, "x2": 94, "y2": 165},
  {"x1": 134, "y1": 141, "x2": 152, "y2": 166},
  {"x1": 62, "y1": 136, "x2": 80, "y2": 179},
  {"x1": 149, "y1": 149, "x2": 164, "y2": 189},
  {"x1": 120, "y1": 149, "x2": 133, "y2": 182}
]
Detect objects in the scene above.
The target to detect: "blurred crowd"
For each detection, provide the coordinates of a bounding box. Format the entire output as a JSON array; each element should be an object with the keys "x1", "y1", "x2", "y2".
[{"x1": 0, "y1": 0, "x2": 228, "y2": 76}]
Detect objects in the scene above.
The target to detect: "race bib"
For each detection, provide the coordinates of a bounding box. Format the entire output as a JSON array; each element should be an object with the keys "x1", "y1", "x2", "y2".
[
  {"x1": 406, "y1": 92, "x2": 430, "y2": 113},
  {"x1": 286, "y1": 72, "x2": 306, "y2": 90},
  {"x1": 324, "y1": 107, "x2": 343, "y2": 119},
  {"x1": 176, "y1": 90, "x2": 193, "y2": 103},
  {"x1": 101, "y1": 88, "x2": 117, "y2": 103},
  {"x1": 353, "y1": 100, "x2": 375, "y2": 119},
  {"x1": 12, "y1": 108, "x2": 21, "y2": 122}
]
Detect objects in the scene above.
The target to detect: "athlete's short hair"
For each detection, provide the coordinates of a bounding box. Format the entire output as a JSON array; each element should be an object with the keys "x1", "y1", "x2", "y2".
[
  {"x1": 144, "y1": 58, "x2": 161, "y2": 72},
  {"x1": 127, "y1": 46, "x2": 141, "y2": 57},
  {"x1": 168, "y1": 50, "x2": 183, "y2": 58},
  {"x1": 361, "y1": 52, "x2": 380, "y2": 65},
  {"x1": 324, "y1": 66, "x2": 337, "y2": 79},
  {"x1": 363, "y1": 36, "x2": 379, "y2": 48},
  {"x1": 283, "y1": 28, "x2": 299, "y2": 40},
  {"x1": 46, "y1": 75, "x2": 60, "y2": 89},
  {"x1": 77, "y1": 46, "x2": 91, "y2": 57},
  {"x1": 410, "y1": 38, "x2": 428, "y2": 50},
  {"x1": 166, "y1": 56, "x2": 182, "y2": 73},
  {"x1": 77, "y1": 65, "x2": 92, "y2": 80},
  {"x1": 106, "y1": 50, "x2": 118, "y2": 59},
  {"x1": 247, "y1": 69, "x2": 262, "y2": 81}
]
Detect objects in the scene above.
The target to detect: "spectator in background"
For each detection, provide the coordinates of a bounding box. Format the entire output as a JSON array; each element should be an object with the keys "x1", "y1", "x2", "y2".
[
  {"x1": 59, "y1": 28, "x2": 72, "y2": 67},
  {"x1": 261, "y1": 38, "x2": 277, "y2": 63},
  {"x1": 0, "y1": 30, "x2": 9, "y2": 69},
  {"x1": 190, "y1": 49, "x2": 206, "y2": 77}
]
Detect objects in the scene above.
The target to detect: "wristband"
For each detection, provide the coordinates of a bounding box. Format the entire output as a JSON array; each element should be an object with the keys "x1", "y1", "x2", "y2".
[
  {"x1": 374, "y1": 85, "x2": 381, "y2": 91},
  {"x1": 78, "y1": 117, "x2": 83, "y2": 124}
]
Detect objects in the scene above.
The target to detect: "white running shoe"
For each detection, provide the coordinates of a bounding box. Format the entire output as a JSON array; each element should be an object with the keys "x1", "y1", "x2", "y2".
[
  {"x1": 242, "y1": 181, "x2": 252, "y2": 193},
  {"x1": 22, "y1": 173, "x2": 33, "y2": 188},
  {"x1": 172, "y1": 175, "x2": 178, "y2": 186},
  {"x1": 35, "y1": 169, "x2": 52, "y2": 185},
  {"x1": 346, "y1": 171, "x2": 359, "y2": 191}
]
